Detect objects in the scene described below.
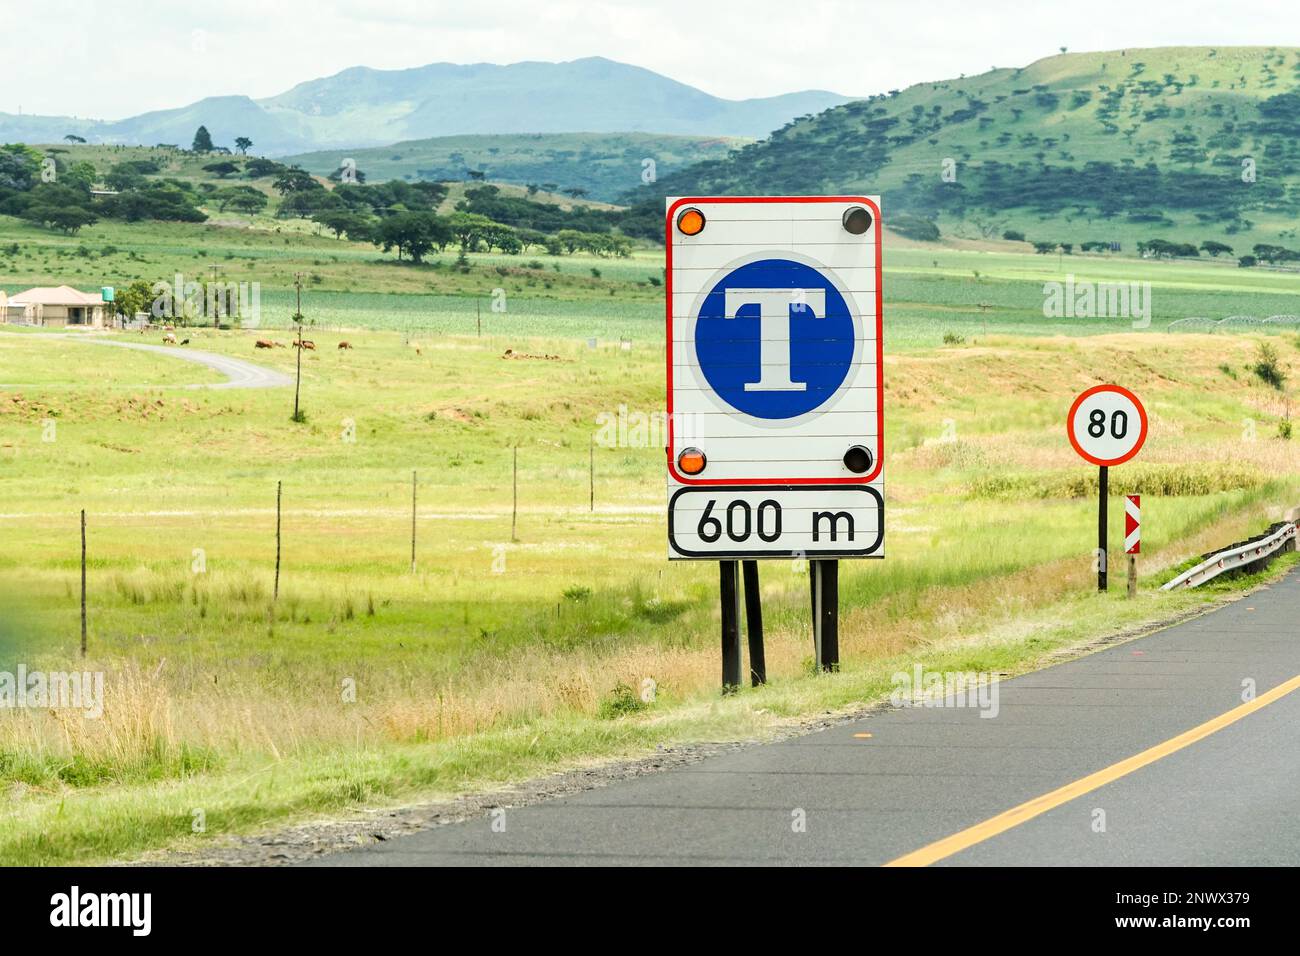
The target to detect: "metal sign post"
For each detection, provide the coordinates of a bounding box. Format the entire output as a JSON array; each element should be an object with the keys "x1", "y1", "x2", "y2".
[
  {"x1": 719, "y1": 560, "x2": 742, "y2": 692},
  {"x1": 665, "y1": 196, "x2": 885, "y2": 692},
  {"x1": 1098, "y1": 465, "x2": 1108, "y2": 592},
  {"x1": 742, "y1": 560, "x2": 766, "y2": 686}
]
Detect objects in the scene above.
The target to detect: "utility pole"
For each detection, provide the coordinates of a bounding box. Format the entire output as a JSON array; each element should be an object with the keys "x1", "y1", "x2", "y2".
[{"x1": 292, "y1": 271, "x2": 304, "y2": 422}]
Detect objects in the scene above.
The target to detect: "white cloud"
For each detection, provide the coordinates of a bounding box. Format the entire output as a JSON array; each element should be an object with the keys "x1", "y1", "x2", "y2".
[{"x1": 5, "y1": 0, "x2": 1299, "y2": 119}]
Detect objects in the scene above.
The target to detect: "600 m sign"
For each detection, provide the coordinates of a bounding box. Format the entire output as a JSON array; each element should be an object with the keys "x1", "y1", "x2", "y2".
[{"x1": 668, "y1": 486, "x2": 883, "y2": 558}]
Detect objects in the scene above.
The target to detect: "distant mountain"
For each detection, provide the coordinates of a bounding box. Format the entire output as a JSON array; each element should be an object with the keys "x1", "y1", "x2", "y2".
[
  {"x1": 0, "y1": 57, "x2": 853, "y2": 155},
  {"x1": 645, "y1": 47, "x2": 1300, "y2": 249},
  {"x1": 284, "y1": 132, "x2": 748, "y2": 203}
]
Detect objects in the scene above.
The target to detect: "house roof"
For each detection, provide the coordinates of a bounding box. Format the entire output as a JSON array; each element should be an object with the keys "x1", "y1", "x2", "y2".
[{"x1": 9, "y1": 286, "x2": 104, "y2": 306}]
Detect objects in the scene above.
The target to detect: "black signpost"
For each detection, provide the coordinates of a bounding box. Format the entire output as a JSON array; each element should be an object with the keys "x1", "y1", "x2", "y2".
[
  {"x1": 1098, "y1": 465, "x2": 1108, "y2": 592},
  {"x1": 742, "y1": 560, "x2": 766, "y2": 686},
  {"x1": 719, "y1": 560, "x2": 742, "y2": 692}
]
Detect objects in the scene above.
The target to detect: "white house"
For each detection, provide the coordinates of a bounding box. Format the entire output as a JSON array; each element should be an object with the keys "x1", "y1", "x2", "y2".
[{"x1": 2, "y1": 286, "x2": 108, "y2": 327}]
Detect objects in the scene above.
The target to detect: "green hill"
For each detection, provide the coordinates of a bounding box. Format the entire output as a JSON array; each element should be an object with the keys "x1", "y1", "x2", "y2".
[
  {"x1": 283, "y1": 132, "x2": 747, "y2": 204},
  {"x1": 650, "y1": 47, "x2": 1300, "y2": 252}
]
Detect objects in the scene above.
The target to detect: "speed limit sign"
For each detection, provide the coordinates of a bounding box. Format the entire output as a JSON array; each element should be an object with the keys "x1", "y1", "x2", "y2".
[
  {"x1": 1067, "y1": 384, "x2": 1148, "y2": 466},
  {"x1": 1068, "y1": 384, "x2": 1147, "y2": 593}
]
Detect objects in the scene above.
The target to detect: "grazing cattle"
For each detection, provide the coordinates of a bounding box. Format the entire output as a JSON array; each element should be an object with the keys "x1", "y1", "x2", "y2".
[
  {"x1": 255, "y1": 339, "x2": 274, "y2": 349},
  {"x1": 338, "y1": 341, "x2": 353, "y2": 350},
  {"x1": 162, "y1": 332, "x2": 177, "y2": 345},
  {"x1": 294, "y1": 339, "x2": 316, "y2": 351}
]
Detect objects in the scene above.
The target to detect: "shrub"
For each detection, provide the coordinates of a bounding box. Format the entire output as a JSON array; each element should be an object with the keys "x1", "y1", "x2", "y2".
[
  {"x1": 1251, "y1": 342, "x2": 1286, "y2": 390},
  {"x1": 597, "y1": 683, "x2": 646, "y2": 720}
]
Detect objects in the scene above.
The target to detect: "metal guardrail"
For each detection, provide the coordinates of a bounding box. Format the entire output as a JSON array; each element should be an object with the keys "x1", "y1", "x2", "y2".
[{"x1": 1160, "y1": 521, "x2": 1297, "y2": 591}]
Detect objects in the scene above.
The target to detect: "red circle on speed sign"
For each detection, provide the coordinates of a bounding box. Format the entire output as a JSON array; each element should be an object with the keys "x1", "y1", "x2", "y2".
[{"x1": 1067, "y1": 384, "x2": 1148, "y2": 466}]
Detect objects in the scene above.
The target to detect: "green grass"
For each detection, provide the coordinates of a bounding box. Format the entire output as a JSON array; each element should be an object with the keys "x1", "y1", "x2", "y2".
[{"x1": 6, "y1": 214, "x2": 1300, "y2": 863}]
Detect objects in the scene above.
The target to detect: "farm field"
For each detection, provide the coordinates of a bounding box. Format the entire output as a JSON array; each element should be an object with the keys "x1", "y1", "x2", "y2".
[
  {"x1": 3, "y1": 297, "x2": 1300, "y2": 863},
  {"x1": 11, "y1": 213, "x2": 1300, "y2": 344}
]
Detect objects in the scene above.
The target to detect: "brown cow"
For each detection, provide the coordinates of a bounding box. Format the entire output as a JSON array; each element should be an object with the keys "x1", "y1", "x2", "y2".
[
  {"x1": 162, "y1": 332, "x2": 177, "y2": 345},
  {"x1": 338, "y1": 341, "x2": 353, "y2": 350},
  {"x1": 255, "y1": 339, "x2": 274, "y2": 349},
  {"x1": 293, "y1": 339, "x2": 316, "y2": 351}
]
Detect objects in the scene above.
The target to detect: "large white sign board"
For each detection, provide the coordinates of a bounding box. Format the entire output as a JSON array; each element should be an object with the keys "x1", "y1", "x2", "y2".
[{"x1": 666, "y1": 196, "x2": 884, "y2": 559}]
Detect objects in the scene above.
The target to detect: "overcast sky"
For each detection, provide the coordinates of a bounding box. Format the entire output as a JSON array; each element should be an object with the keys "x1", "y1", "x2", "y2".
[{"x1": 8, "y1": 0, "x2": 1300, "y2": 119}]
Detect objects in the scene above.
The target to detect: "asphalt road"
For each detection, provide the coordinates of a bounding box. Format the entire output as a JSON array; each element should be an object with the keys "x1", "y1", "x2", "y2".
[
  {"x1": 28, "y1": 335, "x2": 292, "y2": 389},
  {"x1": 308, "y1": 570, "x2": 1300, "y2": 867}
]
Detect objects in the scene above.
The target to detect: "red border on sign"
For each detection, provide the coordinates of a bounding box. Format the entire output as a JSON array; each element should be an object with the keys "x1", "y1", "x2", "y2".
[
  {"x1": 664, "y1": 195, "x2": 885, "y2": 485},
  {"x1": 1066, "y1": 384, "x2": 1149, "y2": 467}
]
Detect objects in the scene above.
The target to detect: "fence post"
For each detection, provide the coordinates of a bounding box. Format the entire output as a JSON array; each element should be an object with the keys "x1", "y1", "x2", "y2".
[
  {"x1": 274, "y1": 480, "x2": 282, "y2": 601},
  {"x1": 80, "y1": 509, "x2": 87, "y2": 658}
]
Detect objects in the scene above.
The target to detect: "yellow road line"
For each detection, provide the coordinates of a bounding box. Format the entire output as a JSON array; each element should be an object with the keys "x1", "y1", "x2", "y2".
[{"x1": 884, "y1": 671, "x2": 1300, "y2": 867}]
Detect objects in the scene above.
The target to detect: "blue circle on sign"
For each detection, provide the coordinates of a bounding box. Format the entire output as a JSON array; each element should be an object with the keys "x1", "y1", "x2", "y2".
[{"x1": 694, "y1": 258, "x2": 856, "y2": 419}]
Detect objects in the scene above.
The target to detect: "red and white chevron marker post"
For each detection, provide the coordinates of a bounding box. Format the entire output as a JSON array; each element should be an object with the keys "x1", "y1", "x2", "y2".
[
  {"x1": 1125, "y1": 495, "x2": 1141, "y2": 553},
  {"x1": 1125, "y1": 494, "x2": 1141, "y2": 597}
]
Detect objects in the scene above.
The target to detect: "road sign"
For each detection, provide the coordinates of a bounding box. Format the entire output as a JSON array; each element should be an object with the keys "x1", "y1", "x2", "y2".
[
  {"x1": 1125, "y1": 495, "x2": 1141, "y2": 554},
  {"x1": 666, "y1": 196, "x2": 883, "y2": 560},
  {"x1": 1067, "y1": 384, "x2": 1148, "y2": 467},
  {"x1": 1067, "y1": 384, "x2": 1146, "y2": 591}
]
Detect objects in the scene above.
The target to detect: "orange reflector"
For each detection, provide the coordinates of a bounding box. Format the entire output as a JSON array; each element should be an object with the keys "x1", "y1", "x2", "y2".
[
  {"x1": 677, "y1": 447, "x2": 707, "y2": 475},
  {"x1": 676, "y1": 208, "x2": 706, "y2": 236}
]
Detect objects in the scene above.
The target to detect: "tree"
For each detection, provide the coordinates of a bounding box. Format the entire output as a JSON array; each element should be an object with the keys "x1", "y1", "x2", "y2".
[
  {"x1": 234, "y1": 136, "x2": 253, "y2": 155},
  {"x1": 272, "y1": 166, "x2": 322, "y2": 196},
  {"x1": 101, "y1": 185, "x2": 207, "y2": 223},
  {"x1": 63, "y1": 134, "x2": 86, "y2": 144},
  {"x1": 0, "y1": 146, "x2": 40, "y2": 192},
  {"x1": 373, "y1": 212, "x2": 448, "y2": 263},
  {"x1": 38, "y1": 205, "x2": 97, "y2": 233},
  {"x1": 244, "y1": 157, "x2": 284, "y2": 178},
  {"x1": 113, "y1": 279, "x2": 155, "y2": 321},
  {"x1": 314, "y1": 210, "x2": 373, "y2": 241},
  {"x1": 448, "y1": 212, "x2": 496, "y2": 251},
  {"x1": 192, "y1": 126, "x2": 214, "y2": 152},
  {"x1": 1201, "y1": 240, "x2": 1234, "y2": 257},
  {"x1": 212, "y1": 185, "x2": 268, "y2": 214},
  {"x1": 202, "y1": 161, "x2": 240, "y2": 179}
]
